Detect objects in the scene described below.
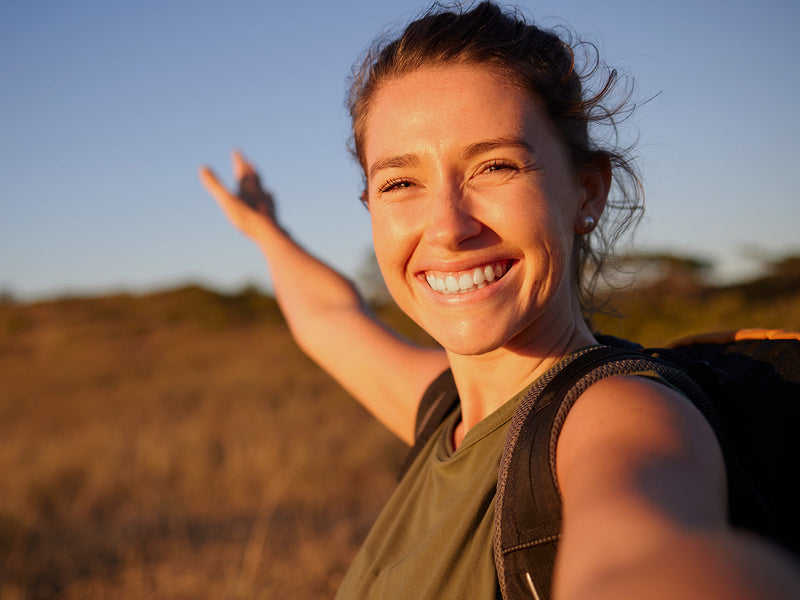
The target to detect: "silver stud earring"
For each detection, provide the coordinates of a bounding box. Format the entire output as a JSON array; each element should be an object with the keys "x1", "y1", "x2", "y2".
[{"x1": 580, "y1": 215, "x2": 596, "y2": 233}]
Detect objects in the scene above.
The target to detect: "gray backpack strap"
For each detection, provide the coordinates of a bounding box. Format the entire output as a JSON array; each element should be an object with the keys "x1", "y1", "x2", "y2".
[{"x1": 494, "y1": 346, "x2": 709, "y2": 600}]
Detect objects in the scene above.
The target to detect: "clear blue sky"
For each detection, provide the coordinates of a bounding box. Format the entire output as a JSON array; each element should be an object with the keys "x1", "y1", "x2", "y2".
[{"x1": 2, "y1": 0, "x2": 798, "y2": 300}]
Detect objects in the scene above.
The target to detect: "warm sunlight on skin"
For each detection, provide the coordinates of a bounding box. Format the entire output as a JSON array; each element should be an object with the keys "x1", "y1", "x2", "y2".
[{"x1": 363, "y1": 65, "x2": 606, "y2": 359}]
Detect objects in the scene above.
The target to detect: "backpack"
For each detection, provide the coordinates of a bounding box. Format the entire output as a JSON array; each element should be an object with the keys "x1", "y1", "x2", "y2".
[{"x1": 401, "y1": 329, "x2": 800, "y2": 600}]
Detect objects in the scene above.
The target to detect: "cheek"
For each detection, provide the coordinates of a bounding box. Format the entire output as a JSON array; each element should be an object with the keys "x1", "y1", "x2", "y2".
[
  {"x1": 370, "y1": 217, "x2": 420, "y2": 316},
  {"x1": 370, "y1": 202, "x2": 419, "y2": 247},
  {"x1": 519, "y1": 188, "x2": 577, "y2": 249},
  {"x1": 499, "y1": 198, "x2": 562, "y2": 250},
  {"x1": 370, "y1": 211, "x2": 406, "y2": 280}
]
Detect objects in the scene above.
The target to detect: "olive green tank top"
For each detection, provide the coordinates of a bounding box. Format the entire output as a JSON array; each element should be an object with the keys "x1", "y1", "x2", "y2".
[
  {"x1": 334, "y1": 352, "x2": 680, "y2": 599},
  {"x1": 334, "y1": 385, "x2": 528, "y2": 599}
]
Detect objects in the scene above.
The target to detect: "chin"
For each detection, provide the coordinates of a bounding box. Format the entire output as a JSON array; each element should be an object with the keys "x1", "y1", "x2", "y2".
[
  {"x1": 443, "y1": 342, "x2": 499, "y2": 357},
  {"x1": 426, "y1": 323, "x2": 510, "y2": 357}
]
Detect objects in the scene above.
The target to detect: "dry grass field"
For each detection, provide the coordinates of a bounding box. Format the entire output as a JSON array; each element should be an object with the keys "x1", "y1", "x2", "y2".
[
  {"x1": 0, "y1": 287, "x2": 414, "y2": 599},
  {"x1": 1, "y1": 267, "x2": 798, "y2": 599}
]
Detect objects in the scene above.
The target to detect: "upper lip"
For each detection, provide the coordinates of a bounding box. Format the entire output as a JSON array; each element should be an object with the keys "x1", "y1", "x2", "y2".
[{"x1": 415, "y1": 257, "x2": 515, "y2": 276}]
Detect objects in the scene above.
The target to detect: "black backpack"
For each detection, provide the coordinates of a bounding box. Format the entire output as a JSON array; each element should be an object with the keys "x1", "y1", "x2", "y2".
[{"x1": 401, "y1": 329, "x2": 800, "y2": 600}]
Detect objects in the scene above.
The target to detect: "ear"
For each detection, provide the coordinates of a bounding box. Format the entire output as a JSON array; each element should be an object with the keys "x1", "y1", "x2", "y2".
[{"x1": 575, "y1": 161, "x2": 611, "y2": 233}]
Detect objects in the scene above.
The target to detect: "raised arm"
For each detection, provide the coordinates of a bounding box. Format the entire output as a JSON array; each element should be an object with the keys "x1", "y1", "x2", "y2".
[
  {"x1": 554, "y1": 375, "x2": 800, "y2": 600},
  {"x1": 199, "y1": 151, "x2": 448, "y2": 444}
]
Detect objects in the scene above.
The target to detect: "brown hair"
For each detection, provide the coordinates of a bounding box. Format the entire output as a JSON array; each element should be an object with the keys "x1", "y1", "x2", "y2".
[{"x1": 346, "y1": 1, "x2": 642, "y2": 317}]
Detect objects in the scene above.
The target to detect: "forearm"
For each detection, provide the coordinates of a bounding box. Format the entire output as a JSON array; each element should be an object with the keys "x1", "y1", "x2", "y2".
[
  {"x1": 251, "y1": 217, "x2": 447, "y2": 442},
  {"x1": 555, "y1": 376, "x2": 800, "y2": 600},
  {"x1": 557, "y1": 530, "x2": 800, "y2": 600},
  {"x1": 200, "y1": 157, "x2": 368, "y2": 341},
  {"x1": 251, "y1": 216, "x2": 368, "y2": 340}
]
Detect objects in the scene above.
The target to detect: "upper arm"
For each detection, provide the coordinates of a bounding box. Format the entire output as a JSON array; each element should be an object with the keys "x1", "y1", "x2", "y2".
[
  {"x1": 301, "y1": 306, "x2": 449, "y2": 445},
  {"x1": 554, "y1": 375, "x2": 728, "y2": 597}
]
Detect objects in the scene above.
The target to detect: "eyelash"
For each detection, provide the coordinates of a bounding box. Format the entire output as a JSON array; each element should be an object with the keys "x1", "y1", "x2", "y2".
[
  {"x1": 377, "y1": 159, "x2": 520, "y2": 194},
  {"x1": 481, "y1": 159, "x2": 519, "y2": 173},
  {"x1": 377, "y1": 178, "x2": 413, "y2": 194}
]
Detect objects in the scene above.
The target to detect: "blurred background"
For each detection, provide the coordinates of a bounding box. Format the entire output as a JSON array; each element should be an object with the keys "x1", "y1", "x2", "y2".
[{"x1": 1, "y1": 1, "x2": 799, "y2": 598}]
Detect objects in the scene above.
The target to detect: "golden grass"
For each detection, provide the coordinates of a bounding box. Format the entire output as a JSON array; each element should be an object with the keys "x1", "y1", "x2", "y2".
[{"x1": 0, "y1": 288, "x2": 406, "y2": 599}]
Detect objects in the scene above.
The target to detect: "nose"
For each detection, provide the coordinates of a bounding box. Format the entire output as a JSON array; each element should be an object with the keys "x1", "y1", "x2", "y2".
[{"x1": 422, "y1": 184, "x2": 482, "y2": 249}]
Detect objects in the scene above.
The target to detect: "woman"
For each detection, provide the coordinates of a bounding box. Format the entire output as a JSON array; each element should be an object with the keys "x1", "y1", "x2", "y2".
[{"x1": 200, "y1": 3, "x2": 799, "y2": 598}]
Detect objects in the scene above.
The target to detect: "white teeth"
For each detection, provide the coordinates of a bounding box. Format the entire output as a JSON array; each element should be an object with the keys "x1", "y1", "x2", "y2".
[{"x1": 425, "y1": 263, "x2": 508, "y2": 294}]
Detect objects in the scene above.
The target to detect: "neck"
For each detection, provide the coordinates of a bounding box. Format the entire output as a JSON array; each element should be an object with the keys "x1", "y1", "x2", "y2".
[{"x1": 447, "y1": 318, "x2": 597, "y2": 439}]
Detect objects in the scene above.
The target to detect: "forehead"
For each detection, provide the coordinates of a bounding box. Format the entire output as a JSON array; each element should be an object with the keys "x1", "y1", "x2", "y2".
[{"x1": 363, "y1": 65, "x2": 554, "y2": 161}]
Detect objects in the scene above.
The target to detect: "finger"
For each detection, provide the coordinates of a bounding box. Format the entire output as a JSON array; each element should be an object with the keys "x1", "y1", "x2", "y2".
[
  {"x1": 232, "y1": 156, "x2": 272, "y2": 210},
  {"x1": 200, "y1": 164, "x2": 255, "y2": 233},
  {"x1": 232, "y1": 150, "x2": 259, "y2": 181},
  {"x1": 232, "y1": 150, "x2": 247, "y2": 180},
  {"x1": 234, "y1": 152, "x2": 261, "y2": 189},
  {"x1": 198, "y1": 166, "x2": 232, "y2": 202},
  {"x1": 200, "y1": 165, "x2": 255, "y2": 221}
]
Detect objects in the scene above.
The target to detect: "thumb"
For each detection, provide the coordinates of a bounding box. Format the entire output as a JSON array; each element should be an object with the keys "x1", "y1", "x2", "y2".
[{"x1": 199, "y1": 166, "x2": 231, "y2": 202}]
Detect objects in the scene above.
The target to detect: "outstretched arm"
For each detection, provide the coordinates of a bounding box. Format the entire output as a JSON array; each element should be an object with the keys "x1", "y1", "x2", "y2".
[
  {"x1": 199, "y1": 152, "x2": 448, "y2": 444},
  {"x1": 554, "y1": 375, "x2": 800, "y2": 600}
]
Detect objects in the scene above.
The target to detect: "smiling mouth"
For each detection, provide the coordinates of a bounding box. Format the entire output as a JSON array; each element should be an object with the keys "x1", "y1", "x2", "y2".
[{"x1": 424, "y1": 262, "x2": 510, "y2": 294}]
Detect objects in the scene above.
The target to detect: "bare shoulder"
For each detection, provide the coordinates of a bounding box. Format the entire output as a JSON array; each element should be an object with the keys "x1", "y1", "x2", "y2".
[
  {"x1": 556, "y1": 374, "x2": 728, "y2": 530},
  {"x1": 553, "y1": 374, "x2": 800, "y2": 600}
]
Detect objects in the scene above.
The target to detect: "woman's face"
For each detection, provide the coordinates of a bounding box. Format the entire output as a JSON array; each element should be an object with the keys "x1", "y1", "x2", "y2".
[{"x1": 363, "y1": 65, "x2": 604, "y2": 356}]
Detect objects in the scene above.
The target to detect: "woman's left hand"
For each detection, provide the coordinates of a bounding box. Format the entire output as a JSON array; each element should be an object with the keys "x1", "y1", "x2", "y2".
[{"x1": 199, "y1": 151, "x2": 278, "y2": 242}]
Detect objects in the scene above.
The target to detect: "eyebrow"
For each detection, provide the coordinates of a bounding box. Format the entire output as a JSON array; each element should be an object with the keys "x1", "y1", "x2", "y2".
[
  {"x1": 462, "y1": 137, "x2": 535, "y2": 159},
  {"x1": 367, "y1": 137, "x2": 534, "y2": 181},
  {"x1": 368, "y1": 153, "x2": 420, "y2": 182}
]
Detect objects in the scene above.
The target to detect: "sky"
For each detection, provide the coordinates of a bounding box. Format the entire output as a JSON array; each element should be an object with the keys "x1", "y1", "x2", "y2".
[{"x1": 1, "y1": 0, "x2": 799, "y2": 300}]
